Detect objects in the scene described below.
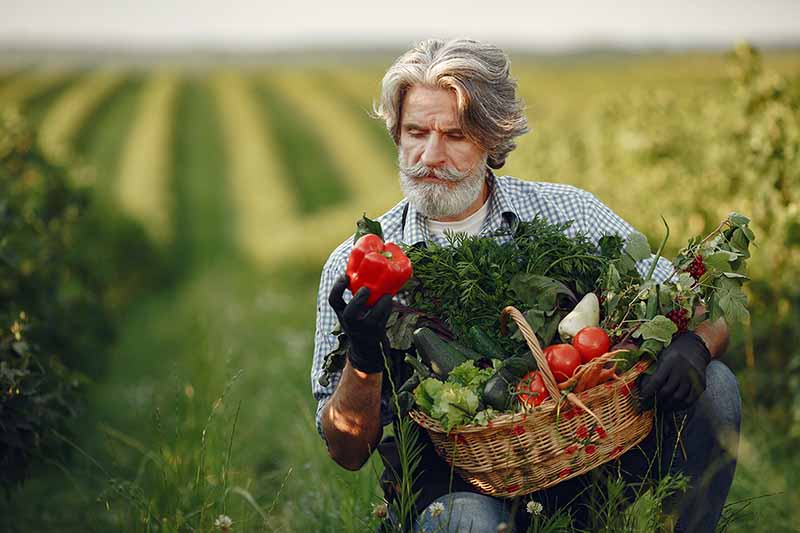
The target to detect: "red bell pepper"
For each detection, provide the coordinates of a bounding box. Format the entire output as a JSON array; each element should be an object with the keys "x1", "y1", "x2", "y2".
[{"x1": 346, "y1": 234, "x2": 413, "y2": 306}]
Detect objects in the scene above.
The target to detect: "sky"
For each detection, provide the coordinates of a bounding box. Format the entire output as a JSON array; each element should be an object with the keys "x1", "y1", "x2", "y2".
[{"x1": 1, "y1": 0, "x2": 799, "y2": 51}]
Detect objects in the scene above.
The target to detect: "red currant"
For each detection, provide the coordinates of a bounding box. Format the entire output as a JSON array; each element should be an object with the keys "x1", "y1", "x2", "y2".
[
  {"x1": 687, "y1": 255, "x2": 707, "y2": 280},
  {"x1": 666, "y1": 308, "x2": 689, "y2": 332}
]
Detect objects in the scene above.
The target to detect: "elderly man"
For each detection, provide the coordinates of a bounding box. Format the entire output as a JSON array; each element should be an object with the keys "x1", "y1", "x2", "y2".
[{"x1": 311, "y1": 38, "x2": 740, "y2": 532}]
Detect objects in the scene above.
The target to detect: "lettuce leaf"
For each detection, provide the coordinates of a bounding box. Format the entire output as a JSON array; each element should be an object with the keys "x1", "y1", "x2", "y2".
[{"x1": 448, "y1": 360, "x2": 495, "y2": 390}]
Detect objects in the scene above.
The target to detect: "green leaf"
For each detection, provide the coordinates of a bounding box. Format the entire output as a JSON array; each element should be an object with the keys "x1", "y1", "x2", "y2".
[
  {"x1": 598, "y1": 234, "x2": 624, "y2": 259},
  {"x1": 523, "y1": 308, "x2": 546, "y2": 336},
  {"x1": 717, "y1": 278, "x2": 750, "y2": 324},
  {"x1": 413, "y1": 378, "x2": 442, "y2": 413},
  {"x1": 319, "y1": 332, "x2": 349, "y2": 387},
  {"x1": 633, "y1": 315, "x2": 678, "y2": 343},
  {"x1": 625, "y1": 232, "x2": 651, "y2": 262},
  {"x1": 645, "y1": 289, "x2": 659, "y2": 319},
  {"x1": 354, "y1": 213, "x2": 383, "y2": 243},
  {"x1": 540, "y1": 310, "x2": 563, "y2": 346},
  {"x1": 448, "y1": 360, "x2": 494, "y2": 390},
  {"x1": 510, "y1": 273, "x2": 577, "y2": 311},
  {"x1": 604, "y1": 263, "x2": 622, "y2": 292},
  {"x1": 619, "y1": 252, "x2": 638, "y2": 275},
  {"x1": 638, "y1": 339, "x2": 666, "y2": 358},
  {"x1": 385, "y1": 312, "x2": 419, "y2": 351},
  {"x1": 703, "y1": 251, "x2": 739, "y2": 272},
  {"x1": 730, "y1": 229, "x2": 751, "y2": 258},
  {"x1": 728, "y1": 212, "x2": 751, "y2": 228},
  {"x1": 658, "y1": 284, "x2": 674, "y2": 310},
  {"x1": 611, "y1": 349, "x2": 642, "y2": 372},
  {"x1": 721, "y1": 272, "x2": 750, "y2": 279}
]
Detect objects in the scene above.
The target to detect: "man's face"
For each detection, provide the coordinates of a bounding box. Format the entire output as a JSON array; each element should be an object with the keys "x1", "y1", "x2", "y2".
[{"x1": 397, "y1": 85, "x2": 488, "y2": 220}]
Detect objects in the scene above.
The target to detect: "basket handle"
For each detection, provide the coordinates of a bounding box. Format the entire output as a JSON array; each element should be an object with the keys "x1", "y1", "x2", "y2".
[
  {"x1": 501, "y1": 306, "x2": 560, "y2": 399},
  {"x1": 501, "y1": 306, "x2": 604, "y2": 428}
]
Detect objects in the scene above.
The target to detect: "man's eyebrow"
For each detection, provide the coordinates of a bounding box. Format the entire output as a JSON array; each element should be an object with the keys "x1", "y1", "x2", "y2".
[{"x1": 402, "y1": 123, "x2": 462, "y2": 133}]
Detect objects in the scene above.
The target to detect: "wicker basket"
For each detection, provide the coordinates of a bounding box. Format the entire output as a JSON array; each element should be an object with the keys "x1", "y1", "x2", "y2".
[{"x1": 409, "y1": 306, "x2": 653, "y2": 498}]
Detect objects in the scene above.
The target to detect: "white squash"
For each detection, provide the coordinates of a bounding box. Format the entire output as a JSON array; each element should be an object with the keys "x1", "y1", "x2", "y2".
[{"x1": 558, "y1": 293, "x2": 600, "y2": 341}]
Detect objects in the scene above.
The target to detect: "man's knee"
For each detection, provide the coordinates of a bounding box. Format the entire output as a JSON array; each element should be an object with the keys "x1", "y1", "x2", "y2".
[
  {"x1": 704, "y1": 360, "x2": 742, "y2": 430},
  {"x1": 696, "y1": 360, "x2": 742, "y2": 459},
  {"x1": 416, "y1": 492, "x2": 510, "y2": 533}
]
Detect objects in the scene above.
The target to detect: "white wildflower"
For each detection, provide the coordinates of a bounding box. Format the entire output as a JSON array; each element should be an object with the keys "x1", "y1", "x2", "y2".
[
  {"x1": 496, "y1": 522, "x2": 509, "y2": 532},
  {"x1": 214, "y1": 514, "x2": 233, "y2": 531},
  {"x1": 429, "y1": 501, "x2": 445, "y2": 518},
  {"x1": 526, "y1": 500, "x2": 544, "y2": 516},
  {"x1": 372, "y1": 502, "x2": 388, "y2": 519}
]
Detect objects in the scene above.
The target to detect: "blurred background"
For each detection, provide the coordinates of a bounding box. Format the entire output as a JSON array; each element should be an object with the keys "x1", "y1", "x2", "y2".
[{"x1": 1, "y1": 1, "x2": 798, "y2": 531}]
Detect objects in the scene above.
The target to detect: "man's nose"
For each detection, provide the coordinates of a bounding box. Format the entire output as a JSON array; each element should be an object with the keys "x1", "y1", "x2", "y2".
[{"x1": 420, "y1": 133, "x2": 446, "y2": 167}]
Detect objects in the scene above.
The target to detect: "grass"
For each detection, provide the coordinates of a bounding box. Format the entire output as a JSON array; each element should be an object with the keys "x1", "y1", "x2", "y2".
[
  {"x1": 1, "y1": 260, "x2": 382, "y2": 532},
  {"x1": 13, "y1": 71, "x2": 83, "y2": 126},
  {"x1": 36, "y1": 71, "x2": 126, "y2": 164},
  {"x1": 71, "y1": 75, "x2": 145, "y2": 199},
  {"x1": 251, "y1": 76, "x2": 350, "y2": 214},
  {"x1": 316, "y1": 69, "x2": 398, "y2": 164},
  {"x1": 115, "y1": 72, "x2": 180, "y2": 244},
  {"x1": 169, "y1": 76, "x2": 234, "y2": 271},
  {"x1": 267, "y1": 70, "x2": 400, "y2": 216},
  {"x1": 209, "y1": 71, "x2": 297, "y2": 267}
]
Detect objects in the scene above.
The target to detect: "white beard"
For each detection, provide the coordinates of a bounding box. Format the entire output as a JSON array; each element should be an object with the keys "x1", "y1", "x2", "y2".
[{"x1": 398, "y1": 154, "x2": 487, "y2": 219}]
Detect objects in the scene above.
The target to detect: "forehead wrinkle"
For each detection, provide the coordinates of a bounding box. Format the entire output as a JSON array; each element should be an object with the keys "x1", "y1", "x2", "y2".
[{"x1": 401, "y1": 86, "x2": 460, "y2": 131}]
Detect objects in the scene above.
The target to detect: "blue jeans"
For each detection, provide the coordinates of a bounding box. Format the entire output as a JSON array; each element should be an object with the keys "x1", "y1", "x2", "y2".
[{"x1": 416, "y1": 360, "x2": 742, "y2": 533}]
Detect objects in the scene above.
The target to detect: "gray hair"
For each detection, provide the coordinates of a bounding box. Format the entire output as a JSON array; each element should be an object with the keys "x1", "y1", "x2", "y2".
[{"x1": 374, "y1": 38, "x2": 529, "y2": 169}]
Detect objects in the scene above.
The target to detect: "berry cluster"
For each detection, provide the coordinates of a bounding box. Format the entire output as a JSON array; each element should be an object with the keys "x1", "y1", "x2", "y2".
[
  {"x1": 666, "y1": 308, "x2": 690, "y2": 332},
  {"x1": 687, "y1": 255, "x2": 707, "y2": 280}
]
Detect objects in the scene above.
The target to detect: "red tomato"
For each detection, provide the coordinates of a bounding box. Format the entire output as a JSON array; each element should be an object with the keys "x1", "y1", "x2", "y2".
[
  {"x1": 572, "y1": 327, "x2": 611, "y2": 363},
  {"x1": 544, "y1": 344, "x2": 581, "y2": 383},
  {"x1": 516, "y1": 371, "x2": 550, "y2": 407}
]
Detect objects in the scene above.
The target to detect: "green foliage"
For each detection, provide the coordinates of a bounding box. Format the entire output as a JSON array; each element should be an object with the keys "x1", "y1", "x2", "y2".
[
  {"x1": 406, "y1": 217, "x2": 605, "y2": 356},
  {"x1": 0, "y1": 109, "x2": 96, "y2": 492},
  {"x1": 253, "y1": 78, "x2": 350, "y2": 214},
  {"x1": 0, "y1": 107, "x2": 164, "y2": 494},
  {"x1": 170, "y1": 79, "x2": 234, "y2": 270}
]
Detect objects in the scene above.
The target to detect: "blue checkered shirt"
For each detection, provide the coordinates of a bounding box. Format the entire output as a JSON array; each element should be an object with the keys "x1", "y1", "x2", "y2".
[{"x1": 311, "y1": 173, "x2": 672, "y2": 444}]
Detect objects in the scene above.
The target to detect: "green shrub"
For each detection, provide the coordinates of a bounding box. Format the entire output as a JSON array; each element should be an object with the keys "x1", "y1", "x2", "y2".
[{"x1": 0, "y1": 108, "x2": 164, "y2": 493}]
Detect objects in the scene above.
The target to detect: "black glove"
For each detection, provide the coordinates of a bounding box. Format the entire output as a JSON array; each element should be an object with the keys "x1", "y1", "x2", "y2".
[
  {"x1": 639, "y1": 332, "x2": 711, "y2": 412},
  {"x1": 328, "y1": 274, "x2": 393, "y2": 374}
]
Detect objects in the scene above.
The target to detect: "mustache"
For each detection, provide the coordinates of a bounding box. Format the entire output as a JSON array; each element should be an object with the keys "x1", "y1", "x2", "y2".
[{"x1": 398, "y1": 160, "x2": 470, "y2": 182}]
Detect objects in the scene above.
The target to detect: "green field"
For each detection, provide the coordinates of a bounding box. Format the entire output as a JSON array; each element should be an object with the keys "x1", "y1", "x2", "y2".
[{"x1": 1, "y1": 48, "x2": 799, "y2": 531}]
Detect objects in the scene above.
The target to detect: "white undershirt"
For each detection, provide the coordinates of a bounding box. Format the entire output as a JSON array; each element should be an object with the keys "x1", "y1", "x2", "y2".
[{"x1": 427, "y1": 198, "x2": 490, "y2": 238}]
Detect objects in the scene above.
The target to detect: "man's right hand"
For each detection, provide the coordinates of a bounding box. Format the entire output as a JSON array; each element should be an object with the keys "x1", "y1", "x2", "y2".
[{"x1": 328, "y1": 274, "x2": 393, "y2": 374}]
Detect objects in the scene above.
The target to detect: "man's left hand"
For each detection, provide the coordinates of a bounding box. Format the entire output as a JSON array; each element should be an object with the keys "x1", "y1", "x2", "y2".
[{"x1": 639, "y1": 332, "x2": 711, "y2": 412}]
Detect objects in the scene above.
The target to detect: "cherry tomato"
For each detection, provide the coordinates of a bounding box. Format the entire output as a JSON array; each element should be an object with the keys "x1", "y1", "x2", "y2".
[
  {"x1": 572, "y1": 327, "x2": 611, "y2": 363},
  {"x1": 544, "y1": 344, "x2": 581, "y2": 383},
  {"x1": 516, "y1": 371, "x2": 550, "y2": 407}
]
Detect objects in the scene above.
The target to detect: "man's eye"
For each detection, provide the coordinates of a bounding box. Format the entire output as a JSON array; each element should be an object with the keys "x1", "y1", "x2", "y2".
[
  {"x1": 407, "y1": 130, "x2": 425, "y2": 137},
  {"x1": 448, "y1": 133, "x2": 465, "y2": 140}
]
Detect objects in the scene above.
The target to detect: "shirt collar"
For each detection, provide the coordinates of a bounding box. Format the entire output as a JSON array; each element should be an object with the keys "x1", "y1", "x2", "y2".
[{"x1": 401, "y1": 171, "x2": 520, "y2": 247}]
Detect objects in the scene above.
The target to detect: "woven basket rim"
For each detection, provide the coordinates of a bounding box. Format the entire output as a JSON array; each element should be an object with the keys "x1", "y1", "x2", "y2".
[{"x1": 409, "y1": 360, "x2": 649, "y2": 434}]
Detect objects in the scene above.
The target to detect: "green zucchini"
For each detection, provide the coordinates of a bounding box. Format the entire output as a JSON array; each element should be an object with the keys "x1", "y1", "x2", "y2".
[
  {"x1": 398, "y1": 374, "x2": 421, "y2": 394},
  {"x1": 467, "y1": 325, "x2": 507, "y2": 360},
  {"x1": 404, "y1": 354, "x2": 432, "y2": 379},
  {"x1": 413, "y1": 327, "x2": 468, "y2": 379},
  {"x1": 483, "y1": 356, "x2": 538, "y2": 410},
  {"x1": 448, "y1": 339, "x2": 485, "y2": 362}
]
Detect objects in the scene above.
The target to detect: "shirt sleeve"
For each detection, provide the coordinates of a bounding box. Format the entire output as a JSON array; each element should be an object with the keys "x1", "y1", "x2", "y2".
[
  {"x1": 578, "y1": 190, "x2": 674, "y2": 284},
  {"x1": 310, "y1": 248, "x2": 348, "y2": 445}
]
